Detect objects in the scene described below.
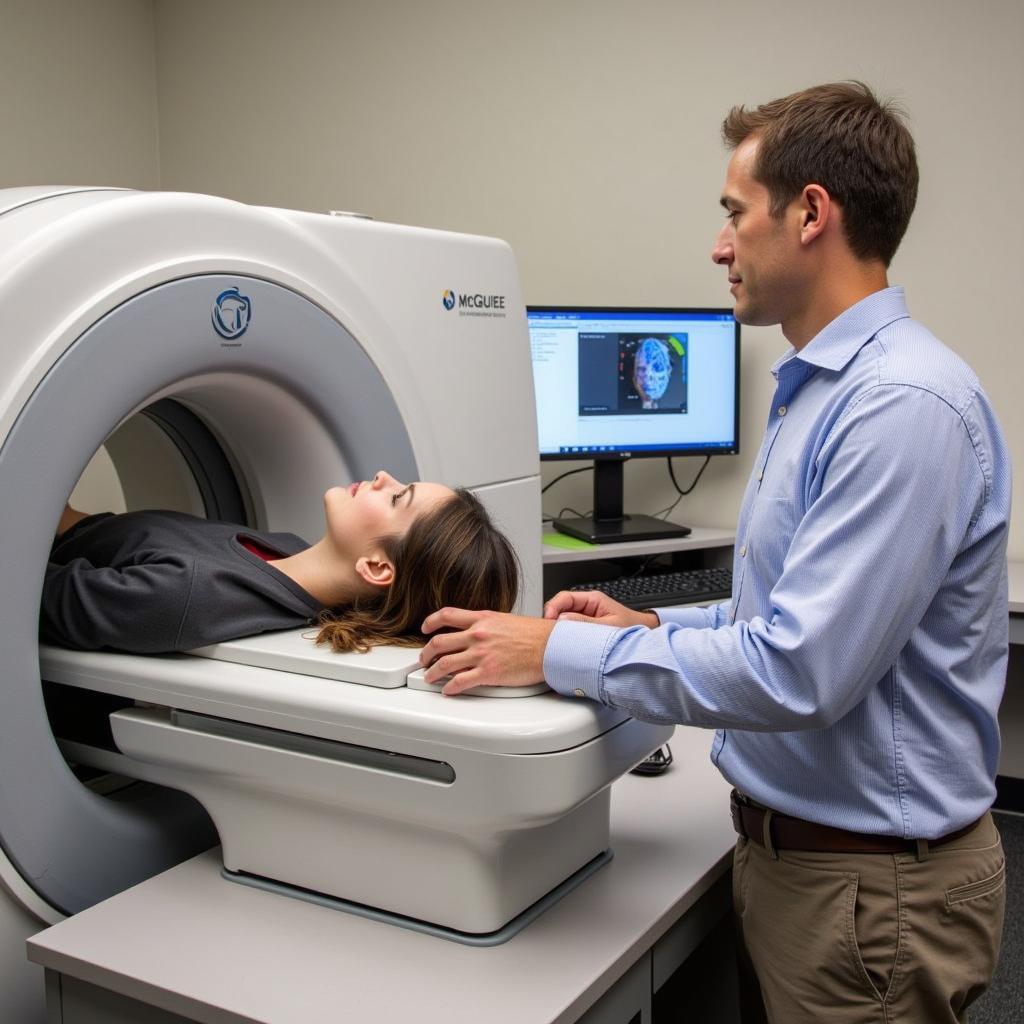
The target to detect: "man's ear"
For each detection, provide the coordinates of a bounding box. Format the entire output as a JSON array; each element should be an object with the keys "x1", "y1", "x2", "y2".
[
  {"x1": 355, "y1": 552, "x2": 395, "y2": 589},
  {"x1": 798, "y1": 184, "x2": 831, "y2": 245}
]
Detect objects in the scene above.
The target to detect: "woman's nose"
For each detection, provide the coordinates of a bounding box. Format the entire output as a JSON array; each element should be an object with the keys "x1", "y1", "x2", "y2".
[{"x1": 372, "y1": 470, "x2": 399, "y2": 489}]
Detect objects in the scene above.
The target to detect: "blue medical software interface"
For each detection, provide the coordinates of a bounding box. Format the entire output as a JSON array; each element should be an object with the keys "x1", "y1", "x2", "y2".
[{"x1": 527, "y1": 308, "x2": 738, "y2": 457}]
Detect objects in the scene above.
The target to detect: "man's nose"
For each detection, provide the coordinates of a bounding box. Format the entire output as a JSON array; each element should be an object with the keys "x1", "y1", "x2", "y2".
[{"x1": 711, "y1": 226, "x2": 733, "y2": 266}]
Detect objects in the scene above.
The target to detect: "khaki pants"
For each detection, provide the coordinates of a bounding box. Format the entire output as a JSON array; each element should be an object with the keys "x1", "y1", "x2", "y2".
[{"x1": 733, "y1": 812, "x2": 1006, "y2": 1023}]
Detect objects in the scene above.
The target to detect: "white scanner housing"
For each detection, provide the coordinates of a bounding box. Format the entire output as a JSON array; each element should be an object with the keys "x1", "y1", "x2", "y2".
[{"x1": 0, "y1": 187, "x2": 671, "y2": 981}]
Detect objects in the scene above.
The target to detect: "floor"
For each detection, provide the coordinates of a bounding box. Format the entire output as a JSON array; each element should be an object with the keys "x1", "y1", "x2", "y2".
[{"x1": 971, "y1": 810, "x2": 1024, "y2": 1023}]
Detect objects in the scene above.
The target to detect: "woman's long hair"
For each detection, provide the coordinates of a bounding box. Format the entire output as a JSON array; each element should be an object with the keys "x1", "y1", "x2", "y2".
[{"x1": 314, "y1": 488, "x2": 519, "y2": 653}]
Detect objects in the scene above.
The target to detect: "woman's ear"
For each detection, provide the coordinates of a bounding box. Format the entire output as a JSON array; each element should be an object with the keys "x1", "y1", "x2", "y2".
[{"x1": 354, "y1": 553, "x2": 395, "y2": 589}]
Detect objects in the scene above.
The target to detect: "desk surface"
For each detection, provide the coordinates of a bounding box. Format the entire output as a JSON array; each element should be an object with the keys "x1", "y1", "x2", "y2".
[
  {"x1": 28, "y1": 727, "x2": 734, "y2": 1024},
  {"x1": 1009, "y1": 561, "x2": 1024, "y2": 615},
  {"x1": 542, "y1": 523, "x2": 735, "y2": 564}
]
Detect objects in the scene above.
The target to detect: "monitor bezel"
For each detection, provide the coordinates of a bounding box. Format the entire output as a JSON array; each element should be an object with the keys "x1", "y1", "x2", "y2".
[{"x1": 527, "y1": 304, "x2": 741, "y2": 461}]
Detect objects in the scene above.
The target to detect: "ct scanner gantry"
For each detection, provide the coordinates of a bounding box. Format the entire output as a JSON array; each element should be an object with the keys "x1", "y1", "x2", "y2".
[{"x1": 0, "y1": 185, "x2": 670, "y2": 1016}]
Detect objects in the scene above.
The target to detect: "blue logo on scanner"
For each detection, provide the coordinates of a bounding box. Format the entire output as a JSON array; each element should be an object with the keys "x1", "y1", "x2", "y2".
[
  {"x1": 212, "y1": 287, "x2": 252, "y2": 340},
  {"x1": 442, "y1": 289, "x2": 456, "y2": 311}
]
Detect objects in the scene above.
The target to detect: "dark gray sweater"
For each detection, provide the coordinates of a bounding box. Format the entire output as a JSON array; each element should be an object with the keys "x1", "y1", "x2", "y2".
[{"x1": 41, "y1": 511, "x2": 323, "y2": 653}]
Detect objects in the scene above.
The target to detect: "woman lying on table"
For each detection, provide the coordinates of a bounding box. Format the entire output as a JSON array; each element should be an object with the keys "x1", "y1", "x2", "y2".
[{"x1": 42, "y1": 471, "x2": 518, "y2": 654}]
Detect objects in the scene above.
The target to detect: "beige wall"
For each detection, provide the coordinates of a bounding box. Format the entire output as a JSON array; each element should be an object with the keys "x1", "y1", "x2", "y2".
[
  {"x1": 151, "y1": 0, "x2": 1024, "y2": 555},
  {"x1": 0, "y1": 0, "x2": 159, "y2": 189},
  {"x1": 0, "y1": 0, "x2": 1020, "y2": 793},
  {"x1": 2, "y1": 0, "x2": 1021, "y2": 554}
]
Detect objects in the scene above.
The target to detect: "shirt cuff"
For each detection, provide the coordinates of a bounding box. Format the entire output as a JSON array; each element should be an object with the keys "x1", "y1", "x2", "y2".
[
  {"x1": 655, "y1": 604, "x2": 718, "y2": 628},
  {"x1": 543, "y1": 619, "x2": 622, "y2": 703}
]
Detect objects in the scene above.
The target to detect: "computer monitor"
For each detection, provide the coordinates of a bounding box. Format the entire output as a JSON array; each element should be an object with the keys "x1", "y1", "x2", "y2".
[{"x1": 528, "y1": 306, "x2": 740, "y2": 543}]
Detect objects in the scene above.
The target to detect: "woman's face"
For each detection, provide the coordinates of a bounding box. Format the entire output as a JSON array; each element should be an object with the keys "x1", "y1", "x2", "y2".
[{"x1": 323, "y1": 470, "x2": 453, "y2": 560}]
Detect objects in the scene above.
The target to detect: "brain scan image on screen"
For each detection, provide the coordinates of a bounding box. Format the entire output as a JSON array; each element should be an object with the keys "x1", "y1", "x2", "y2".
[{"x1": 632, "y1": 337, "x2": 673, "y2": 409}]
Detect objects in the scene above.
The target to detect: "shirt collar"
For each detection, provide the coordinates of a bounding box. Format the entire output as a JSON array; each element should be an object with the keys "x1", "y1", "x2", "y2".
[{"x1": 771, "y1": 286, "x2": 910, "y2": 378}]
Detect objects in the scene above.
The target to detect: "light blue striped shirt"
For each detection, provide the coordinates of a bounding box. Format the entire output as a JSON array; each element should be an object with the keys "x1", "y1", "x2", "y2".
[{"x1": 544, "y1": 288, "x2": 1010, "y2": 839}]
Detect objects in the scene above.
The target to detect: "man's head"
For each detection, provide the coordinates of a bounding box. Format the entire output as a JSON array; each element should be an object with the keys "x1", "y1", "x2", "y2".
[
  {"x1": 722, "y1": 81, "x2": 918, "y2": 266},
  {"x1": 712, "y1": 82, "x2": 918, "y2": 338}
]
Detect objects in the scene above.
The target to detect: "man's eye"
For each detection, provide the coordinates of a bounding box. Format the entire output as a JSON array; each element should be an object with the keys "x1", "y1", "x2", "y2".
[{"x1": 725, "y1": 209, "x2": 739, "y2": 221}]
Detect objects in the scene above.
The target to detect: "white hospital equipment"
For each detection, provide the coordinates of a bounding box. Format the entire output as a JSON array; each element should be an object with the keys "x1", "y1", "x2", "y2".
[{"x1": 0, "y1": 187, "x2": 671, "y2": 1019}]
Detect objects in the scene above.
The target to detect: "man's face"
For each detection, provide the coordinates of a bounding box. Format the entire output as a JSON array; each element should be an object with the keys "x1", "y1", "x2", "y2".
[{"x1": 711, "y1": 137, "x2": 804, "y2": 328}]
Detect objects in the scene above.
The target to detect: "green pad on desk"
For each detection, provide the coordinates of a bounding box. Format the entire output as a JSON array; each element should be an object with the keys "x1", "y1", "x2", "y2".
[{"x1": 543, "y1": 531, "x2": 598, "y2": 551}]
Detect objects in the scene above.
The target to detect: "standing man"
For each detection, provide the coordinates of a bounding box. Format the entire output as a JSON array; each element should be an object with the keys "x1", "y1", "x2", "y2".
[{"x1": 420, "y1": 82, "x2": 1008, "y2": 1022}]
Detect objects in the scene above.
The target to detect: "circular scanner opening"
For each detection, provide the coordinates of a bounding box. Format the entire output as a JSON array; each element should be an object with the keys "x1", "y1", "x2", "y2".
[
  {"x1": 43, "y1": 397, "x2": 250, "y2": 792},
  {"x1": 70, "y1": 398, "x2": 249, "y2": 522},
  {"x1": 5, "y1": 272, "x2": 419, "y2": 914},
  {"x1": 38, "y1": 366, "x2": 389, "y2": 803}
]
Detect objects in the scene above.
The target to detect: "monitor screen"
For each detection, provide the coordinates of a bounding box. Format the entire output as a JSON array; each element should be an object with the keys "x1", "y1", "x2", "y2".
[{"x1": 527, "y1": 306, "x2": 739, "y2": 459}]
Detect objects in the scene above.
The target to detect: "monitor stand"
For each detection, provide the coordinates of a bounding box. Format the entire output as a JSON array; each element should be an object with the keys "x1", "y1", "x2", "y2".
[{"x1": 552, "y1": 460, "x2": 692, "y2": 545}]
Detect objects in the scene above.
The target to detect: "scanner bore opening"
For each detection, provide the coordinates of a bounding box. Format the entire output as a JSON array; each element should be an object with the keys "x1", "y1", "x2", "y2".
[
  {"x1": 42, "y1": 399, "x2": 249, "y2": 789},
  {"x1": 4, "y1": 271, "x2": 418, "y2": 915}
]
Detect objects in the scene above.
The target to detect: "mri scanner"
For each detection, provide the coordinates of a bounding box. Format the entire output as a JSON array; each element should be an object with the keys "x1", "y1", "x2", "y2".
[{"x1": 0, "y1": 187, "x2": 671, "y2": 1019}]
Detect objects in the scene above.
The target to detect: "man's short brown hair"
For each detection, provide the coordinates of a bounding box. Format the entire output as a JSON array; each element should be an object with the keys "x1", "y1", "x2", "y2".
[{"x1": 722, "y1": 81, "x2": 918, "y2": 267}]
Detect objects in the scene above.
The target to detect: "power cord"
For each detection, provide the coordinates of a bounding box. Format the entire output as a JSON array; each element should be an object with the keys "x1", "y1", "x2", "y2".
[
  {"x1": 631, "y1": 744, "x2": 673, "y2": 776},
  {"x1": 668, "y1": 453, "x2": 711, "y2": 497},
  {"x1": 541, "y1": 465, "x2": 593, "y2": 494},
  {"x1": 543, "y1": 455, "x2": 711, "y2": 524},
  {"x1": 653, "y1": 454, "x2": 712, "y2": 521},
  {"x1": 542, "y1": 507, "x2": 589, "y2": 523}
]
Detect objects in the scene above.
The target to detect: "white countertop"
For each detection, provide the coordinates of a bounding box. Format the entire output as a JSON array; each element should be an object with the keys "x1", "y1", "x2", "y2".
[
  {"x1": 27, "y1": 726, "x2": 734, "y2": 1024},
  {"x1": 542, "y1": 524, "x2": 735, "y2": 564},
  {"x1": 1008, "y1": 560, "x2": 1024, "y2": 615}
]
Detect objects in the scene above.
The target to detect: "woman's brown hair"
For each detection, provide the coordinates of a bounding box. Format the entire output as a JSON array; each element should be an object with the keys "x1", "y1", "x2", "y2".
[{"x1": 314, "y1": 487, "x2": 519, "y2": 653}]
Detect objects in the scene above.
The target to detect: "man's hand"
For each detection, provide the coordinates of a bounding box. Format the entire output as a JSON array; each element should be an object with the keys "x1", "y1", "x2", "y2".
[
  {"x1": 544, "y1": 590, "x2": 659, "y2": 629},
  {"x1": 419, "y1": 608, "x2": 556, "y2": 696}
]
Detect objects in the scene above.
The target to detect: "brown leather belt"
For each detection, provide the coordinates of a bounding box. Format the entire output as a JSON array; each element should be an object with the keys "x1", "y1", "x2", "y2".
[{"x1": 730, "y1": 790, "x2": 982, "y2": 856}]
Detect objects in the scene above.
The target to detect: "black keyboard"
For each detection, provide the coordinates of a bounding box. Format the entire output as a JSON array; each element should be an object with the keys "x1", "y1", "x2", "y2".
[{"x1": 570, "y1": 567, "x2": 733, "y2": 609}]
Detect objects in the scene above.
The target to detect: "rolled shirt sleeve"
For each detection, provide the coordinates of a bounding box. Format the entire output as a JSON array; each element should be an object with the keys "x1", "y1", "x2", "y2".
[{"x1": 656, "y1": 601, "x2": 730, "y2": 629}]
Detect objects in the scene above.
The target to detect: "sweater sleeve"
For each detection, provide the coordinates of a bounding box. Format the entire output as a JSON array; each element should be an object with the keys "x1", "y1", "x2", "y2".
[{"x1": 40, "y1": 554, "x2": 197, "y2": 653}]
